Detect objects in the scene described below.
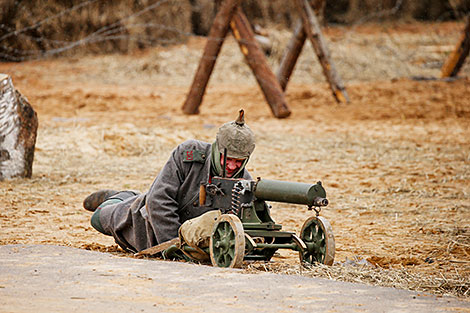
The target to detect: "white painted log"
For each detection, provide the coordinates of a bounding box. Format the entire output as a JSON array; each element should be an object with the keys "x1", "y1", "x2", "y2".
[{"x1": 0, "y1": 74, "x2": 38, "y2": 180}]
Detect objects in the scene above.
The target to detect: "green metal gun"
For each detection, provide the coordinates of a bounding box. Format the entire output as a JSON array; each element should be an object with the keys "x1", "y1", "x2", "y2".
[
  {"x1": 136, "y1": 176, "x2": 335, "y2": 268},
  {"x1": 199, "y1": 176, "x2": 335, "y2": 268}
]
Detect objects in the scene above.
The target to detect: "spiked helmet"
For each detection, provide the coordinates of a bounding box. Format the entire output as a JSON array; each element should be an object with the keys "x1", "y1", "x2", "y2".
[{"x1": 216, "y1": 109, "x2": 255, "y2": 159}]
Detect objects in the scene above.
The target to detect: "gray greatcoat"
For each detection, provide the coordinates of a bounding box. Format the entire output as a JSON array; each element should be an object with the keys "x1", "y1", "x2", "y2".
[{"x1": 99, "y1": 139, "x2": 251, "y2": 253}]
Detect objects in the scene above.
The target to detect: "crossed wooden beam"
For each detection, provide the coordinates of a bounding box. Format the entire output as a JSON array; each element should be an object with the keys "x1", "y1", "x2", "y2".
[
  {"x1": 182, "y1": 0, "x2": 349, "y2": 118},
  {"x1": 441, "y1": 15, "x2": 470, "y2": 78}
]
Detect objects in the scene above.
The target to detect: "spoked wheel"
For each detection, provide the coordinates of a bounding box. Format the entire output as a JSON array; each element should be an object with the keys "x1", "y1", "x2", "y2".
[
  {"x1": 209, "y1": 214, "x2": 245, "y2": 268},
  {"x1": 299, "y1": 216, "x2": 335, "y2": 266}
]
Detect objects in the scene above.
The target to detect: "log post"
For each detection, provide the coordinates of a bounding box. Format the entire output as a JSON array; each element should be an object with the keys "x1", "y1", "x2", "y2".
[
  {"x1": 182, "y1": 0, "x2": 242, "y2": 115},
  {"x1": 0, "y1": 74, "x2": 38, "y2": 180},
  {"x1": 276, "y1": 19, "x2": 306, "y2": 91},
  {"x1": 441, "y1": 15, "x2": 470, "y2": 78},
  {"x1": 230, "y1": 8, "x2": 291, "y2": 118},
  {"x1": 295, "y1": 0, "x2": 349, "y2": 103},
  {"x1": 277, "y1": 0, "x2": 325, "y2": 91}
]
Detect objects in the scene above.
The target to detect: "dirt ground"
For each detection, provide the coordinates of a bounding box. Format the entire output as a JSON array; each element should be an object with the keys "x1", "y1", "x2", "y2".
[{"x1": 1, "y1": 21, "x2": 469, "y2": 297}]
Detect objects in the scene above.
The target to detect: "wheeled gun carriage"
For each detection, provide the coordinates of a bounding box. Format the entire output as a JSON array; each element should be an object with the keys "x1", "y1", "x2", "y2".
[
  {"x1": 136, "y1": 176, "x2": 335, "y2": 268},
  {"x1": 200, "y1": 177, "x2": 335, "y2": 268}
]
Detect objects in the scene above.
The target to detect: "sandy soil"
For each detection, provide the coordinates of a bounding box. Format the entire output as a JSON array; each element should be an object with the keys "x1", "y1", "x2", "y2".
[{"x1": 1, "y1": 21, "x2": 469, "y2": 296}]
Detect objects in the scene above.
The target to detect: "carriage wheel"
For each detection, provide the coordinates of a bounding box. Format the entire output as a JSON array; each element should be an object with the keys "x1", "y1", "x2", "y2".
[
  {"x1": 299, "y1": 216, "x2": 335, "y2": 265},
  {"x1": 209, "y1": 214, "x2": 245, "y2": 268}
]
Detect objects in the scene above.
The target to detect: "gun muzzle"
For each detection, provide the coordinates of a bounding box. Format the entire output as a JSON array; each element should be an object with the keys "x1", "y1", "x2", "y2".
[{"x1": 313, "y1": 197, "x2": 329, "y2": 207}]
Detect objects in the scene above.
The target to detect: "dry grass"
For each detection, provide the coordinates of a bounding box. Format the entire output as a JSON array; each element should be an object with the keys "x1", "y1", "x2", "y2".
[
  {"x1": 0, "y1": 0, "x2": 192, "y2": 61},
  {"x1": 245, "y1": 260, "x2": 470, "y2": 298}
]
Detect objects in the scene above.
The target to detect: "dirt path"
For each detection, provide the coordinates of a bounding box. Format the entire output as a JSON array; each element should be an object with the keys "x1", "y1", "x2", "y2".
[{"x1": 0, "y1": 21, "x2": 469, "y2": 298}]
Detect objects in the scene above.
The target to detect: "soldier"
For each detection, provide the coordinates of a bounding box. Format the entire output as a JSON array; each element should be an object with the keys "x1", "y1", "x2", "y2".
[{"x1": 83, "y1": 110, "x2": 255, "y2": 253}]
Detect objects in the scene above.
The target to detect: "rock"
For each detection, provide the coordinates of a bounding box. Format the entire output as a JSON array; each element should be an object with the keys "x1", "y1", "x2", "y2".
[{"x1": 0, "y1": 74, "x2": 38, "y2": 180}]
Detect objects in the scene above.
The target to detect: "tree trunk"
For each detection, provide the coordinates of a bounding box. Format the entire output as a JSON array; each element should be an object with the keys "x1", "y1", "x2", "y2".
[{"x1": 0, "y1": 74, "x2": 38, "y2": 180}]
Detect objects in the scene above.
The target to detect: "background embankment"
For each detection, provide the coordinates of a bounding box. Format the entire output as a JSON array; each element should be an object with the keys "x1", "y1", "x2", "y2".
[{"x1": 1, "y1": 0, "x2": 469, "y2": 60}]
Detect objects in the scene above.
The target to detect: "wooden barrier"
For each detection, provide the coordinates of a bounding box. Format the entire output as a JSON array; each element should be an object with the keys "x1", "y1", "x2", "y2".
[
  {"x1": 183, "y1": 0, "x2": 348, "y2": 118},
  {"x1": 277, "y1": 19, "x2": 306, "y2": 92},
  {"x1": 294, "y1": 0, "x2": 349, "y2": 103},
  {"x1": 441, "y1": 15, "x2": 470, "y2": 78},
  {"x1": 230, "y1": 8, "x2": 291, "y2": 118},
  {"x1": 182, "y1": 0, "x2": 242, "y2": 115}
]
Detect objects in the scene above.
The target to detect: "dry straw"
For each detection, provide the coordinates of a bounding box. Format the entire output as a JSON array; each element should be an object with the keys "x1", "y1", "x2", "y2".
[{"x1": 245, "y1": 261, "x2": 470, "y2": 299}]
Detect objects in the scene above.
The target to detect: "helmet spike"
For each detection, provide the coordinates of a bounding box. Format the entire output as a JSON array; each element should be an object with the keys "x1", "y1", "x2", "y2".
[{"x1": 235, "y1": 109, "x2": 245, "y2": 126}]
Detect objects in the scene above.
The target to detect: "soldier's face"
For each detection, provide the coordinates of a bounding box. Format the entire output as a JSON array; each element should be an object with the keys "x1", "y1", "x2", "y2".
[{"x1": 220, "y1": 154, "x2": 245, "y2": 177}]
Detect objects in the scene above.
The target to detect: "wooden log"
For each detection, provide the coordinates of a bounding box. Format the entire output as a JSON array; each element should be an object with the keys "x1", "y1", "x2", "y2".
[
  {"x1": 276, "y1": 1, "x2": 324, "y2": 91},
  {"x1": 276, "y1": 19, "x2": 306, "y2": 91},
  {"x1": 230, "y1": 8, "x2": 291, "y2": 118},
  {"x1": 295, "y1": 0, "x2": 349, "y2": 103},
  {"x1": 182, "y1": 0, "x2": 242, "y2": 115},
  {"x1": 0, "y1": 74, "x2": 38, "y2": 180},
  {"x1": 441, "y1": 15, "x2": 470, "y2": 78}
]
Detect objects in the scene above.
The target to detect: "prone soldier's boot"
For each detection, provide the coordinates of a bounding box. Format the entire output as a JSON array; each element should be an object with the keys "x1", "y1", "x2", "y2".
[{"x1": 83, "y1": 189, "x2": 118, "y2": 212}]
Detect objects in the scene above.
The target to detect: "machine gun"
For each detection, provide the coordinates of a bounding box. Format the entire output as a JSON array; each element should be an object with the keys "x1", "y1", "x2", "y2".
[
  {"x1": 199, "y1": 176, "x2": 335, "y2": 268},
  {"x1": 136, "y1": 175, "x2": 335, "y2": 268}
]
